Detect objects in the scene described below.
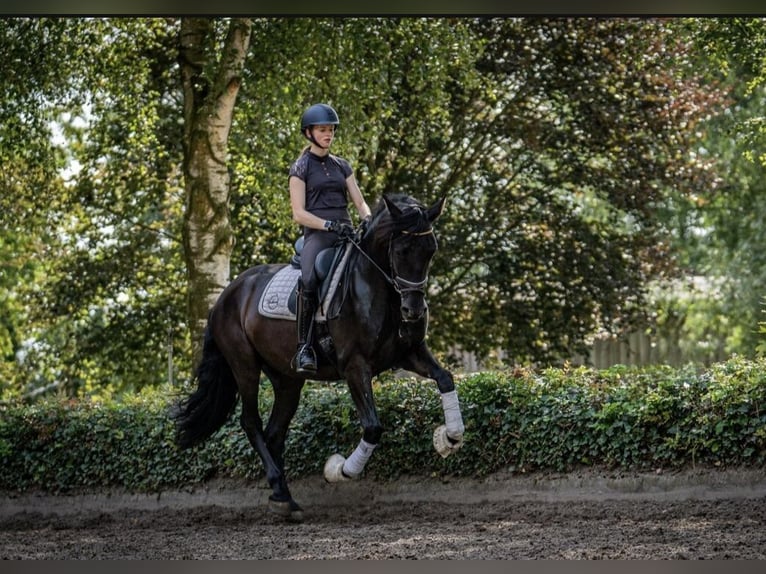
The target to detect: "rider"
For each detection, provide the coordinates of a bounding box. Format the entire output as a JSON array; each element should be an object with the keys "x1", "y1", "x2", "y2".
[{"x1": 288, "y1": 103, "x2": 372, "y2": 374}]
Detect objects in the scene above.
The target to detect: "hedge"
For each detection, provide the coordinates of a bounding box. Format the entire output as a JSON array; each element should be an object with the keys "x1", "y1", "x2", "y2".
[{"x1": 1, "y1": 357, "x2": 765, "y2": 493}]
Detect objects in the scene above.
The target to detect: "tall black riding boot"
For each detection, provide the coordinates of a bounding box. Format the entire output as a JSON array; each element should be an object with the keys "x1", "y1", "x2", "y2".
[{"x1": 292, "y1": 288, "x2": 318, "y2": 374}]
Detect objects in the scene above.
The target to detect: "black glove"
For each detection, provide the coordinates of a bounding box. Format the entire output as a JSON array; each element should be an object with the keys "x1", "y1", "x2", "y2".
[{"x1": 328, "y1": 220, "x2": 355, "y2": 238}]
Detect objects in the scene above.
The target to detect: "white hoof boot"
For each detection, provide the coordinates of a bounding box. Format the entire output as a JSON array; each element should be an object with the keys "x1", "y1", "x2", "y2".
[
  {"x1": 323, "y1": 453, "x2": 349, "y2": 483},
  {"x1": 433, "y1": 425, "x2": 464, "y2": 458}
]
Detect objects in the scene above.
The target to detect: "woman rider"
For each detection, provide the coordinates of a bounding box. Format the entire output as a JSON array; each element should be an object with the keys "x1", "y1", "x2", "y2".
[{"x1": 288, "y1": 103, "x2": 372, "y2": 374}]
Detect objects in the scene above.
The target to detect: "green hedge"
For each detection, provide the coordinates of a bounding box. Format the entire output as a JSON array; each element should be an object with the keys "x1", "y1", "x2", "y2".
[{"x1": 1, "y1": 357, "x2": 765, "y2": 493}]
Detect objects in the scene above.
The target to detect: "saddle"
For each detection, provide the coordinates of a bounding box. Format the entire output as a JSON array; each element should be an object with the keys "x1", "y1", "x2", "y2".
[
  {"x1": 258, "y1": 237, "x2": 351, "y2": 322},
  {"x1": 290, "y1": 236, "x2": 347, "y2": 306}
]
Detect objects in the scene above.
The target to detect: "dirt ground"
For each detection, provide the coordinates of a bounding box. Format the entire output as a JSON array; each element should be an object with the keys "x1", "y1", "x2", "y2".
[{"x1": 2, "y1": 468, "x2": 765, "y2": 559}]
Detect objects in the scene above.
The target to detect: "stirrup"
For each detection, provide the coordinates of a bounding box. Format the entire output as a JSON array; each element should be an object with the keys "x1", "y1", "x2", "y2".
[{"x1": 293, "y1": 344, "x2": 317, "y2": 374}]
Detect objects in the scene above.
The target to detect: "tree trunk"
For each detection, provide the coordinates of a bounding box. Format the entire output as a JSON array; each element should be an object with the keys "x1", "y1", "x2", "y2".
[{"x1": 179, "y1": 17, "x2": 252, "y2": 366}]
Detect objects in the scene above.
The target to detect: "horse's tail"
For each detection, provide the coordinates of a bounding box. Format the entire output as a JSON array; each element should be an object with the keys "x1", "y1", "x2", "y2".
[{"x1": 173, "y1": 327, "x2": 239, "y2": 450}]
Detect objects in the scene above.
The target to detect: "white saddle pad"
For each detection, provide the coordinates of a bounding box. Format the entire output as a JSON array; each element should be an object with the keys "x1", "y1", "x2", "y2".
[{"x1": 257, "y1": 246, "x2": 352, "y2": 322}]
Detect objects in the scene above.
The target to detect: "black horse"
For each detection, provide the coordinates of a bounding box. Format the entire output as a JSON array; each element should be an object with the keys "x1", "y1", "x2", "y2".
[{"x1": 173, "y1": 194, "x2": 465, "y2": 521}]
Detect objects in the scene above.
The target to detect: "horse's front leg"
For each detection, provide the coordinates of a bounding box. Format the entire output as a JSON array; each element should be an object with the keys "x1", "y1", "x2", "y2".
[
  {"x1": 400, "y1": 342, "x2": 465, "y2": 458},
  {"x1": 323, "y1": 361, "x2": 382, "y2": 482}
]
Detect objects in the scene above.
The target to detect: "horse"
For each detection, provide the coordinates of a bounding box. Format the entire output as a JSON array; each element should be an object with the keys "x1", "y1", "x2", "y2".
[{"x1": 173, "y1": 193, "x2": 465, "y2": 522}]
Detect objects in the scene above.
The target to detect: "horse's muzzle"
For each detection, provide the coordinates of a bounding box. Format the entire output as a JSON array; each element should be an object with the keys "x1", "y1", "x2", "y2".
[{"x1": 400, "y1": 295, "x2": 427, "y2": 322}]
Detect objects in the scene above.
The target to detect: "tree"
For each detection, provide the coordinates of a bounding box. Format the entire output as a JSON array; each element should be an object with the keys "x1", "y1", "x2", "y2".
[
  {"x1": 1, "y1": 18, "x2": 256, "y2": 397},
  {"x1": 1, "y1": 18, "x2": 191, "y2": 397},
  {"x1": 429, "y1": 17, "x2": 726, "y2": 363},
  {"x1": 688, "y1": 17, "x2": 766, "y2": 165},
  {"x1": 179, "y1": 18, "x2": 252, "y2": 363},
  {"x1": 1, "y1": 18, "x2": 87, "y2": 396},
  {"x1": 661, "y1": 17, "x2": 766, "y2": 358}
]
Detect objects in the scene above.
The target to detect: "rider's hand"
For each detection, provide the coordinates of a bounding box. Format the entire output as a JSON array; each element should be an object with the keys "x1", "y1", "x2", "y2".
[{"x1": 328, "y1": 220, "x2": 355, "y2": 238}]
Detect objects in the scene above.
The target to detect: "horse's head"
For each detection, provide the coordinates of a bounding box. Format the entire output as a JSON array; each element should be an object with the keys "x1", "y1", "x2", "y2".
[{"x1": 372, "y1": 194, "x2": 446, "y2": 322}]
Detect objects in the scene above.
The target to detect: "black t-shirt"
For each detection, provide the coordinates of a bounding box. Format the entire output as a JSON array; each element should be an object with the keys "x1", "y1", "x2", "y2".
[{"x1": 289, "y1": 151, "x2": 353, "y2": 212}]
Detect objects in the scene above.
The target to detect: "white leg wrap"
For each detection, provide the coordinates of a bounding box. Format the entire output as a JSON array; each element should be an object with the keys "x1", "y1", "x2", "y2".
[
  {"x1": 342, "y1": 439, "x2": 377, "y2": 478},
  {"x1": 441, "y1": 390, "x2": 465, "y2": 439}
]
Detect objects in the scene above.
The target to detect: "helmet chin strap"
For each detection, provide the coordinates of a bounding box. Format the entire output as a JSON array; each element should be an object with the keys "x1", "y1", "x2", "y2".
[{"x1": 306, "y1": 127, "x2": 330, "y2": 150}]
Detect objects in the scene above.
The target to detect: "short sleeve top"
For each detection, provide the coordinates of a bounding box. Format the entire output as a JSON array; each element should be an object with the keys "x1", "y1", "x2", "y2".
[{"x1": 289, "y1": 151, "x2": 353, "y2": 212}]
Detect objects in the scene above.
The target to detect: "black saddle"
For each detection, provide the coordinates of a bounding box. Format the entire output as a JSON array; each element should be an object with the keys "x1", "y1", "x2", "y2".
[{"x1": 288, "y1": 236, "x2": 348, "y2": 312}]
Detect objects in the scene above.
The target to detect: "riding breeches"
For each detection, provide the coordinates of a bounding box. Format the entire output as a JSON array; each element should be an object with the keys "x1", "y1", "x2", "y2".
[{"x1": 300, "y1": 210, "x2": 350, "y2": 292}]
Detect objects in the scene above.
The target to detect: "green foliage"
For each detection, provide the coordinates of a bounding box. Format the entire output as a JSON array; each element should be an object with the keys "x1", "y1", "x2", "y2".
[
  {"x1": 686, "y1": 17, "x2": 766, "y2": 165},
  {"x1": 1, "y1": 18, "x2": 190, "y2": 397},
  {"x1": 430, "y1": 17, "x2": 726, "y2": 363},
  {"x1": 597, "y1": 19, "x2": 766, "y2": 364},
  {"x1": 655, "y1": 28, "x2": 766, "y2": 361},
  {"x1": 1, "y1": 357, "x2": 764, "y2": 493},
  {"x1": 757, "y1": 298, "x2": 766, "y2": 357}
]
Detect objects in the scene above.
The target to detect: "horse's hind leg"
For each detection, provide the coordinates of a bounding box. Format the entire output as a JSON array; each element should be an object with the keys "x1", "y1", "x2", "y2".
[
  {"x1": 215, "y1": 326, "x2": 303, "y2": 522},
  {"x1": 261, "y1": 368, "x2": 305, "y2": 519},
  {"x1": 237, "y1": 378, "x2": 302, "y2": 522}
]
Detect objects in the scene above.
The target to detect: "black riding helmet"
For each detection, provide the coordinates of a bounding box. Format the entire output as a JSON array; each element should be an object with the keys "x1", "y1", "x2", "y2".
[{"x1": 300, "y1": 103, "x2": 339, "y2": 148}]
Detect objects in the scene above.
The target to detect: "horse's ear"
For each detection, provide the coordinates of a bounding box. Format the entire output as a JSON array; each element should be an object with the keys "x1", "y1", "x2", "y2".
[
  {"x1": 383, "y1": 194, "x2": 403, "y2": 218},
  {"x1": 427, "y1": 196, "x2": 446, "y2": 223}
]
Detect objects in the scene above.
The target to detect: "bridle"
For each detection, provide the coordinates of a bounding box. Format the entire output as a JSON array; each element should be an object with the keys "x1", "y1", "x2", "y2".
[
  {"x1": 389, "y1": 228, "x2": 432, "y2": 297},
  {"x1": 347, "y1": 227, "x2": 433, "y2": 298}
]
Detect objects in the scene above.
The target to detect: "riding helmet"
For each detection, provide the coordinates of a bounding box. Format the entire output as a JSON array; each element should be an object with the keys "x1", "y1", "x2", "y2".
[{"x1": 300, "y1": 103, "x2": 340, "y2": 131}]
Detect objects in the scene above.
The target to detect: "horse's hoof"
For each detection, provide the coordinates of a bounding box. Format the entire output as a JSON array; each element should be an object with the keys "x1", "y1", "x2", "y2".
[
  {"x1": 323, "y1": 453, "x2": 349, "y2": 483},
  {"x1": 433, "y1": 424, "x2": 464, "y2": 458},
  {"x1": 268, "y1": 497, "x2": 305, "y2": 523}
]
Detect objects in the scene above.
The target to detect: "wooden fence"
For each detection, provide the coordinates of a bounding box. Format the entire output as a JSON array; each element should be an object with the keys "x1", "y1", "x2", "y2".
[{"x1": 448, "y1": 330, "x2": 729, "y2": 373}]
